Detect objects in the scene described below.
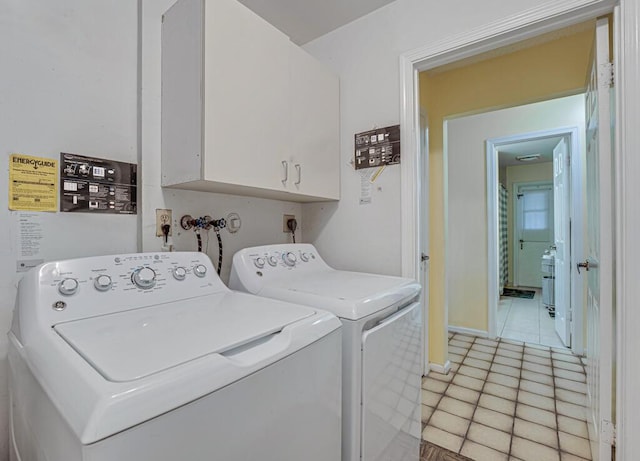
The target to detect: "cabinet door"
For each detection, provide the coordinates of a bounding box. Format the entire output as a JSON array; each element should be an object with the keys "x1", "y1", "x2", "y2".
[
  {"x1": 289, "y1": 45, "x2": 340, "y2": 200},
  {"x1": 202, "y1": 0, "x2": 290, "y2": 192}
]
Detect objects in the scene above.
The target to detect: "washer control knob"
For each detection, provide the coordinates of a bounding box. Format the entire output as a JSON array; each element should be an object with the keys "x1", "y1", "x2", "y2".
[
  {"x1": 283, "y1": 252, "x2": 297, "y2": 267},
  {"x1": 58, "y1": 278, "x2": 79, "y2": 296},
  {"x1": 267, "y1": 256, "x2": 278, "y2": 267},
  {"x1": 132, "y1": 267, "x2": 156, "y2": 289},
  {"x1": 173, "y1": 266, "x2": 187, "y2": 281},
  {"x1": 254, "y1": 257, "x2": 266, "y2": 269},
  {"x1": 193, "y1": 264, "x2": 207, "y2": 278},
  {"x1": 300, "y1": 252, "x2": 309, "y2": 262},
  {"x1": 94, "y1": 275, "x2": 112, "y2": 292}
]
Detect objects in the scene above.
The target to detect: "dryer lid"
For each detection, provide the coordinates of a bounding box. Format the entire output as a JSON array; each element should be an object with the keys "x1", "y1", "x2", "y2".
[
  {"x1": 264, "y1": 270, "x2": 421, "y2": 320},
  {"x1": 54, "y1": 291, "x2": 315, "y2": 382}
]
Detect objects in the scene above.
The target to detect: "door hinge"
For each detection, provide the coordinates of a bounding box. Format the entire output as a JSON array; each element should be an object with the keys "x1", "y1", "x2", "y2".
[
  {"x1": 517, "y1": 193, "x2": 524, "y2": 199},
  {"x1": 568, "y1": 310, "x2": 573, "y2": 322},
  {"x1": 602, "y1": 419, "x2": 616, "y2": 446},
  {"x1": 599, "y1": 62, "x2": 614, "y2": 88}
]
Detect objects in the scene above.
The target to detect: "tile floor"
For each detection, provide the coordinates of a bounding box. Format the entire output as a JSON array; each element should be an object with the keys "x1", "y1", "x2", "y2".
[
  {"x1": 421, "y1": 332, "x2": 591, "y2": 461},
  {"x1": 498, "y1": 289, "x2": 566, "y2": 348}
]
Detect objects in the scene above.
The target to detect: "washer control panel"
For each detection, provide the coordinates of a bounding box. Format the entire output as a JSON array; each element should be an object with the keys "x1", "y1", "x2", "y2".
[
  {"x1": 20, "y1": 252, "x2": 225, "y2": 324},
  {"x1": 245, "y1": 246, "x2": 318, "y2": 271}
]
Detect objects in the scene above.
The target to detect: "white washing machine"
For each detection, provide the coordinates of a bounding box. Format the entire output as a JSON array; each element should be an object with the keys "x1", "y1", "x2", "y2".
[
  {"x1": 9, "y1": 251, "x2": 342, "y2": 461},
  {"x1": 229, "y1": 244, "x2": 422, "y2": 461}
]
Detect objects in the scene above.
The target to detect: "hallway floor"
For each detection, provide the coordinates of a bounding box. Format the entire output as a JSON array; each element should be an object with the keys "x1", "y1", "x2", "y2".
[
  {"x1": 498, "y1": 289, "x2": 566, "y2": 348},
  {"x1": 421, "y1": 332, "x2": 591, "y2": 461}
]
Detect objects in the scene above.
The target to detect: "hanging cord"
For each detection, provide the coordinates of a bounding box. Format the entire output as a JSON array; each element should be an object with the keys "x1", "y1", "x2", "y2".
[
  {"x1": 286, "y1": 218, "x2": 297, "y2": 243},
  {"x1": 215, "y1": 230, "x2": 223, "y2": 275},
  {"x1": 196, "y1": 230, "x2": 202, "y2": 252}
]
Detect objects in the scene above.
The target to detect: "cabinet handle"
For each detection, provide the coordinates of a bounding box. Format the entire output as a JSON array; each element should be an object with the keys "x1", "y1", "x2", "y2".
[
  {"x1": 281, "y1": 161, "x2": 288, "y2": 185},
  {"x1": 294, "y1": 164, "x2": 301, "y2": 186}
]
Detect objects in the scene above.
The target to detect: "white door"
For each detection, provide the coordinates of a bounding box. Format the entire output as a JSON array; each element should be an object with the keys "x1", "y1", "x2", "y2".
[
  {"x1": 553, "y1": 137, "x2": 571, "y2": 346},
  {"x1": 419, "y1": 111, "x2": 430, "y2": 375},
  {"x1": 515, "y1": 183, "x2": 554, "y2": 287},
  {"x1": 583, "y1": 17, "x2": 614, "y2": 461}
]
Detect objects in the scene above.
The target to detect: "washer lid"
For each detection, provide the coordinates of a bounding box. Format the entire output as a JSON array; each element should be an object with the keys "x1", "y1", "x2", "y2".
[
  {"x1": 53, "y1": 292, "x2": 315, "y2": 382},
  {"x1": 264, "y1": 270, "x2": 421, "y2": 320}
]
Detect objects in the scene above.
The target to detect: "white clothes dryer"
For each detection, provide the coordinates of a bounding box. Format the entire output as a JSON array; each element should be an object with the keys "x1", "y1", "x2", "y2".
[
  {"x1": 9, "y1": 251, "x2": 342, "y2": 461},
  {"x1": 229, "y1": 244, "x2": 422, "y2": 461}
]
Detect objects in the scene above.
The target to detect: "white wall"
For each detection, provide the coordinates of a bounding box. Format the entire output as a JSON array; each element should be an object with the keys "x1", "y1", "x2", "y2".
[
  {"x1": 302, "y1": 0, "x2": 559, "y2": 275},
  {"x1": 0, "y1": 1, "x2": 138, "y2": 458},
  {"x1": 140, "y1": 0, "x2": 304, "y2": 283},
  {"x1": 446, "y1": 94, "x2": 585, "y2": 331}
]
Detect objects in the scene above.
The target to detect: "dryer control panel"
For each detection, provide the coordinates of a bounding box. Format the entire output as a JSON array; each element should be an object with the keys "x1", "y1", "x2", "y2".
[{"x1": 16, "y1": 252, "x2": 225, "y2": 327}]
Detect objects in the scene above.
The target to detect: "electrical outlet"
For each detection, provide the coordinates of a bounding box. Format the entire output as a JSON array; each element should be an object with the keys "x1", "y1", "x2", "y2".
[
  {"x1": 156, "y1": 209, "x2": 172, "y2": 237},
  {"x1": 283, "y1": 214, "x2": 296, "y2": 232}
]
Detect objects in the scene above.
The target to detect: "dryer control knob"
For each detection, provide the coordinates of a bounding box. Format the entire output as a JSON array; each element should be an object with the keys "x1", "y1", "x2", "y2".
[
  {"x1": 132, "y1": 267, "x2": 156, "y2": 289},
  {"x1": 58, "y1": 278, "x2": 79, "y2": 296},
  {"x1": 283, "y1": 252, "x2": 297, "y2": 267},
  {"x1": 300, "y1": 252, "x2": 309, "y2": 262},
  {"x1": 254, "y1": 257, "x2": 266, "y2": 269},
  {"x1": 94, "y1": 275, "x2": 112, "y2": 292},
  {"x1": 267, "y1": 256, "x2": 278, "y2": 267},
  {"x1": 193, "y1": 264, "x2": 207, "y2": 278},
  {"x1": 173, "y1": 266, "x2": 187, "y2": 281}
]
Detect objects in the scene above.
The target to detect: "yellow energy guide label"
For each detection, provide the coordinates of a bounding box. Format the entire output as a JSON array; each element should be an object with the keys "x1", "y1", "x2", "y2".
[{"x1": 9, "y1": 154, "x2": 58, "y2": 212}]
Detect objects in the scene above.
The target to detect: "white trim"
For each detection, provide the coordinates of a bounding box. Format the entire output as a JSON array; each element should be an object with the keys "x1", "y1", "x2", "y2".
[
  {"x1": 616, "y1": 2, "x2": 640, "y2": 459},
  {"x1": 428, "y1": 360, "x2": 452, "y2": 376},
  {"x1": 486, "y1": 141, "x2": 499, "y2": 339},
  {"x1": 447, "y1": 326, "x2": 489, "y2": 338}
]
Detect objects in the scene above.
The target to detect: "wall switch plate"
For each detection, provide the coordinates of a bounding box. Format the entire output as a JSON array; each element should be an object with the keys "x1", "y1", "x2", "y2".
[
  {"x1": 156, "y1": 209, "x2": 172, "y2": 237},
  {"x1": 283, "y1": 214, "x2": 296, "y2": 232}
]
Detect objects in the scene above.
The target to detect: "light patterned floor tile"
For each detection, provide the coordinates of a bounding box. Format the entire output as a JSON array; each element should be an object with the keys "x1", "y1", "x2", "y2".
[
  {"x1": 491, "y1": 363, "x2": 522, "y2": 378},
  {"x1": 516, "y1": 403, "x2": 557, "y2": 429},
  {"x1": 523, "y1": 353, "x2": 552, "y2": 366},
  {"x1": 476, "y1": 338, "x2": 500, "y2": 347},
  {"x1": 422, "y1": 377, "x2": 448, "y2": 393},
  {"x1": 467, "y1": 422, "x2": 511, "y2": 453},
  {"x1": 472, "y1": 344, "x2": 497, "y2": 355},
  {"x1": 555, "y1": 388, "x2": 586, "y2": 406},
  {"x1": 522, "y1": 361, "x2": 553, "y2": 376},
  {"x1": 560, "y1": 452, "x2": 590, "y2": 461},
  {"x1": 422, "y1": 389, "x2": 442, "y2": 407},
  {"x1": 461, "y1": 440, "x2": 509, "y2": 461},
  {"x1": 463, "y1": 357, "x2": 492, "y2": 370},
  {"x1": 494, "y1": 355, "x2": 523, "y2": 368},
  {"x1": 517, "y1": 390, "x2": 556, "y2": 412},
  {"x1": 458, "y1": 364, "x2": 489, "y2": 381},
  {"x1": 520, "y1": 379, "x2": 554, "y2": 398},
  {"x1": 421, "y1": 404, "x2": 435, "y2": 422},
  {"x1": 556, "y1": 401, "x2": 587, "y2": 421},
  {"x1": 429, "y1": 370, "x2": 454, "y2": 382},
  {"x1": 449, "y1": 345, "x2": 470, "y2": 356},
  {"x1": 524, "y1": 347, "x2": 551, "y2": 358},
  {"x1": 453, "y1": 373, "x2": 485, "y2": 391},
  {"x1": 450, "y1": 339, "x2": 472, "y2": 349},
  {"x1": 478, "y1": 394, "x2": 516, "y2": 416},
  {"x1": 511, "y1": 436, "x2": 560, "y2": 461},
  {"x1": 487, "y1": 371, "x2": 520, "y2": 388},
  {"x1": 445, "y1": 384, "x2": 480, "y2": 404},
  {"x1": 496, "y1": 347, "x2": 523, "y2": 359},
  {"x1": 558, "y1": 415, "x2": 589, "y2": 439},
  {"x1": 513, "y1": 418, "x2": 558, "y2": 448},
  {"x1": 559, "y1": 432, "x2": 591, "y2": 459},
  {"x1": 449, "y1": 353, "x2": 465, "y2": 364},
  {"x1": 437, "y1": 396, "x2": 475, "y2": 419},
  {"x1": 522, "y1": 369, "x2": 554, "y2": 385},
  {"x1": 484, "y1": 382, "x2": 518, "y2": 401},
  {"x1": 553, "y1": 360, "x2": 584, "y2": 373},
  {"x1": 429, "y1": 409, "x2": 471, "y2": 437},
  {"x1": 473, "y1": 406, "x2": 515, "y2": 433},
  {"x1": 422, "y1": 425, "x2": 463, "y2": 453},
  {"x1": 554, "y1": 368, "x2": 587, "y2": 383},
  {"x1": 467, "y1": 350, "x2": 495, "y2": 362},
  {"x1": 552, "y1": 352, "x2": 582, "y2": 364},
  {"x1": 554, "y1": 377, "x2": 587, "y2": 394}
]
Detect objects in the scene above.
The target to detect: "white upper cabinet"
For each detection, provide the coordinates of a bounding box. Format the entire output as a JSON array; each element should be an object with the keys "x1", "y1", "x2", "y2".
[{"x1": 161, "y1": 0, "x2": 340, "y2": 202}]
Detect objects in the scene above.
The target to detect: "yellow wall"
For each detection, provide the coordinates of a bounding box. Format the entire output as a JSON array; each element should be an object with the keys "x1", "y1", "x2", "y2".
[
  {"x1": 506, "y1": 162, "x2": 554, "y2": 284},
  {"x1": 419, "y1": 23, "x2": 594, "y2": 367}
]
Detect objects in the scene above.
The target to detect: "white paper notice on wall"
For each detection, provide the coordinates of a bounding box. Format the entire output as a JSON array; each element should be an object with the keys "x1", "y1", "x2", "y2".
[
  {"x1": 359, "y1": 169, "x2": 373, "y2": 205},
  {"x1": 12, "y1": 212, "x2": 45, "y2": 272}
]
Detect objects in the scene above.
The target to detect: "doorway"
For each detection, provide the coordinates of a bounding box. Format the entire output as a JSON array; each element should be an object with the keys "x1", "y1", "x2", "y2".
[{"x1": 486, "y1": 126, "x2": 582, "y2": 350}]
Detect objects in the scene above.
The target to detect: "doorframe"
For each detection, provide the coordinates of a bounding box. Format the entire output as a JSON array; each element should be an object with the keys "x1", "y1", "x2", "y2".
[
  {"x1": 485, "y1": 128, "x2": 583, "y2": 354},
  {"x1": 398, "y1": 0, "x2": 640, "y2": 454}
]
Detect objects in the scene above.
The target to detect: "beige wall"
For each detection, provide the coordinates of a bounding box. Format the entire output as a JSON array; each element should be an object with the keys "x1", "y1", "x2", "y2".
[
  {"x1": 419, "y1": 23, "x2": 593, "y2": 360},
  {"x1": 505, "y1": 163, "x2": 554, "y2": 284}
]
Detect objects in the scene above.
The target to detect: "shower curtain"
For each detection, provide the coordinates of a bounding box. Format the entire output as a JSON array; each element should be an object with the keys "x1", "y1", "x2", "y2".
[{"x1": 499, "y1": 184, "x2": 509, "y2": 295}]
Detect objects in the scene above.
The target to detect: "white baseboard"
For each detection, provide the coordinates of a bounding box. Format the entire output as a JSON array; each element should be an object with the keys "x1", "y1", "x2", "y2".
[
  {"x1": 448, "y1": 325, "x2": 489, "y2": 338},
  {"x1": 428, "y1": 360, "x2": 451, "y2": 375}
]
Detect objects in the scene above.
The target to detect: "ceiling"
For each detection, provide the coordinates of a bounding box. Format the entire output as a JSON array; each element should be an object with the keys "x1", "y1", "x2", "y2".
[
  {"x1": 237, "y1": 0, "x2": 397, "y2": 45},
  {"x1": 498, "y1": 136, "x2": 563, "y2": 167}
]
